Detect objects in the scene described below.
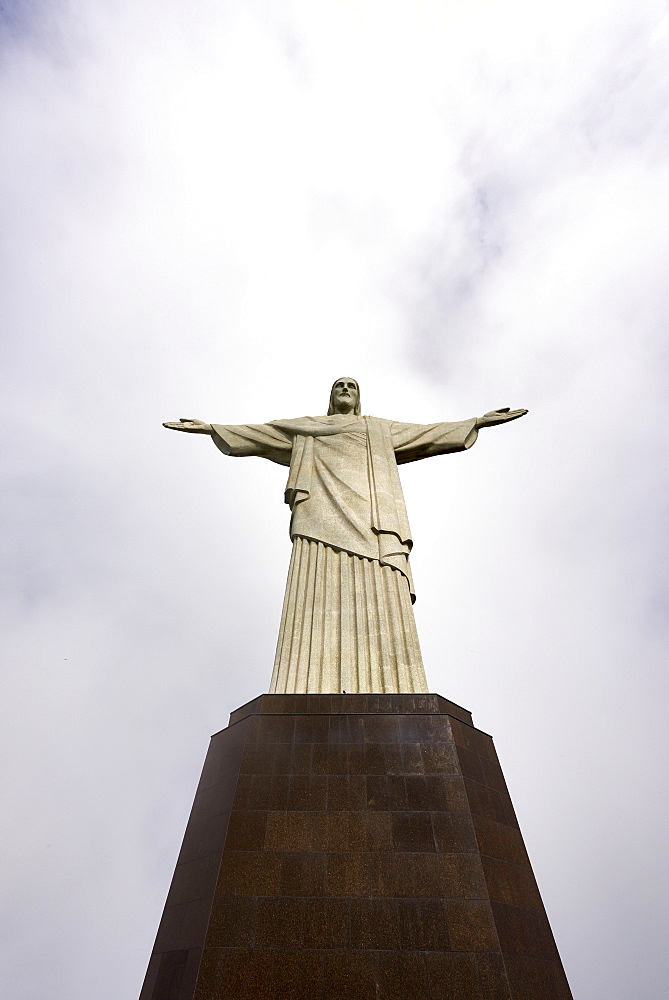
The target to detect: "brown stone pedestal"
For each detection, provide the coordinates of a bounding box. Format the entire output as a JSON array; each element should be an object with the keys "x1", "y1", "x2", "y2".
[{"x1": 139, "y1": 694, "x2": 572, "y2": 1000}]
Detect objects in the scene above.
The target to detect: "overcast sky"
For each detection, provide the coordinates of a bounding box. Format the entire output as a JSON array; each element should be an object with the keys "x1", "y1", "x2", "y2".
[{"x1": 1, "y1": 0, "x2": 668, "y2": 996}]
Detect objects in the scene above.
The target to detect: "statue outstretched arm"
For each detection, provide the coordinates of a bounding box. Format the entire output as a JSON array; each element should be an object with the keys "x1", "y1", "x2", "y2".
[
  {"x1": 163, "y1": 418, "x2": 212, "y2": 433},
  {"x1": 476, "y1": 407, "x2": 528, "y2": 428},
  {"x1": 391, "y1": 407, "x2": 527, "y2": 464},
  {"x1": 163, "y1": 417, "x2": 293, "y2": 467}
]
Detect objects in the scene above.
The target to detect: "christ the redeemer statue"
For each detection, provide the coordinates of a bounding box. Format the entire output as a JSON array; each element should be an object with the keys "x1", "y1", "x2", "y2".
[{"x1": 164, "y1": 378, "x2": 526, "y2": 695}]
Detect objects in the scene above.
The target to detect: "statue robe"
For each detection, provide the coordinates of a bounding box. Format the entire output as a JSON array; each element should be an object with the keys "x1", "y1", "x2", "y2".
[{"x1": 211, "y1": 413, "x2": 478, "y2": 694}]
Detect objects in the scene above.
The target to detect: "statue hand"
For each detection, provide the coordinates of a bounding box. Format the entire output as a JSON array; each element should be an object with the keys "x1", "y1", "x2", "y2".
[
  {"x1": 162, "y1": 418, "x2": 213, "y2": 434},
  {"x1": 476, "y1": 407, "x2": 528, "y2": 428}
]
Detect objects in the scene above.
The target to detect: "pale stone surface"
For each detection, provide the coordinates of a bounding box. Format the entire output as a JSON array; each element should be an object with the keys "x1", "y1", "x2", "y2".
[
  {"x1": 163, "y1": 378, "x2": 527, "y2": 693},
  {"x1": 270, "y1": 536, "x2": 427, "y2": 694}
]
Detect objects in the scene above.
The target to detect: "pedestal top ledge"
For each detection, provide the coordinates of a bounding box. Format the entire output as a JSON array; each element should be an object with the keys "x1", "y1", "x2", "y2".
[{"x1": 227, "y1": 693, "x2": 473, "y2": 728}]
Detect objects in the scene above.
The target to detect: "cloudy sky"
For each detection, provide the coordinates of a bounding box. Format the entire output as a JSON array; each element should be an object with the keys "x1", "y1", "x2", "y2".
[{"x1": 1, "y1": 0, "x2": 668, "y2": 996}]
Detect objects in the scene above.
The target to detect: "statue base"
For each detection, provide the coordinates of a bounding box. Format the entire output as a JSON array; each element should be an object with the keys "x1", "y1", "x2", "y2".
[{"x1": 139, "y1": 694, "x2": 572, "y2": 999}]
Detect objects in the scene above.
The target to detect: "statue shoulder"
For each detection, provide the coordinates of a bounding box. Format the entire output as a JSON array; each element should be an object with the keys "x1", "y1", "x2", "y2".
[
  {"x1": 269, "y1": 415, "x2": 329, "y2": 432},
  {"x1": 363, "y1": 415, "x2": 393, "y2": 426}
]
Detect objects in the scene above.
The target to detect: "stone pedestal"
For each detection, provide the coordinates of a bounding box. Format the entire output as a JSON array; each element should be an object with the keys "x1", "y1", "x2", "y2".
[{"x1": 139, "y1": 694, "x2": 572, "y2": 1000}]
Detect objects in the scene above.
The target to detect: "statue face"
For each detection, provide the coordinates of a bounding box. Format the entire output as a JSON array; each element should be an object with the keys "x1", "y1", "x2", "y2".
[{"x1": 331, "y1": 378, "x2": 359, "y2": 414}]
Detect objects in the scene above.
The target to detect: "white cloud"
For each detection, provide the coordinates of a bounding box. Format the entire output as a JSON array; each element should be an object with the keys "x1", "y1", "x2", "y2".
[{"x1": 1, "y1": 1, "x2": 668, "y2": 997}]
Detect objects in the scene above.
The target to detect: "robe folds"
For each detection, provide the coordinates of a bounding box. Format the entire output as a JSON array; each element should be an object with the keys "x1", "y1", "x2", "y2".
[{"x1": 211, "y1": 413, "x2": 478, "y2": 694}]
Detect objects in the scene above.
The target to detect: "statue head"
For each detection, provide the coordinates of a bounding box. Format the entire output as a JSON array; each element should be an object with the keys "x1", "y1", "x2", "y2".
[{"x1": 328, "y1": 377, "x2": 360, "y2": 416}]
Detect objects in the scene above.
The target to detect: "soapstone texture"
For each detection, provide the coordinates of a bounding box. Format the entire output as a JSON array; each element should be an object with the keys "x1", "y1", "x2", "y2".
[
  {"x1": 272, "y1": 537, "x2": 427, "y2": 694},
  {"x1": 163, "y1": 379, "x2": 526, "y2": 694},
  {"x1": 210, "y1": 409, "x2": 476, "y2": 694}
]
